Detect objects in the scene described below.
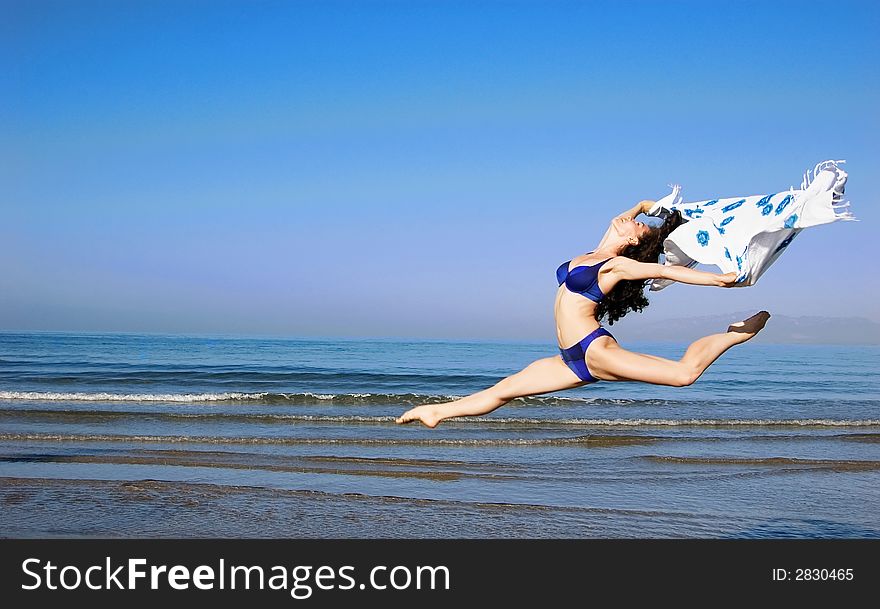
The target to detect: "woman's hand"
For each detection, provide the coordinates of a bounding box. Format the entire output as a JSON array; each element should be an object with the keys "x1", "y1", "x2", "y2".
[
  {"x1": 718, "y1": 272, "x2": 739, "y2": 287},
  {"x1": 614, "y1": 200, "x2": 654, "y2": 223}
]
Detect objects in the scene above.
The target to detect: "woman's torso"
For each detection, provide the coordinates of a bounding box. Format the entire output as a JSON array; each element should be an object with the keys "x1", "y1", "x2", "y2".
[{"x1": 554, "y1": 253, "x2": 617, "y2": 349}]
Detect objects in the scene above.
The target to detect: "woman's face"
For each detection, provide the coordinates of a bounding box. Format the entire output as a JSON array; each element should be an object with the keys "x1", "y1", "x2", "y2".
[{"x1": 613, "y1": 217, "x2": 651, "y2": 244}]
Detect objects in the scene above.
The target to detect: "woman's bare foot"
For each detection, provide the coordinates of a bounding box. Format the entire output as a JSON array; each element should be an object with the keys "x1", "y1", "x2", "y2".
[
  {"x1": 395, "y1": 405, "x2": 443, "y2": 428},
  {"x1": 727, "y1": 311, "x2": 771, "y2": 343}
]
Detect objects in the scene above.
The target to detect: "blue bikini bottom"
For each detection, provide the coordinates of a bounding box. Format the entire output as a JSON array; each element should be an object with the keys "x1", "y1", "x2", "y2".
[{"x1": 559, "y1": 327, "x2": 614, "y2": 383}]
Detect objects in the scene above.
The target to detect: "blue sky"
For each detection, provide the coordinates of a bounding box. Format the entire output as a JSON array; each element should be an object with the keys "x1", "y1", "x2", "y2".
[{"x1": 2, "y1": 0, "x2": 878, "y2": 340}]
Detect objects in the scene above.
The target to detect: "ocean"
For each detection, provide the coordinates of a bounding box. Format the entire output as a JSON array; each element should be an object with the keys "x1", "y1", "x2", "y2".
[{"x1": 1, "y1": 331, "x2": 878, "y2": 538}]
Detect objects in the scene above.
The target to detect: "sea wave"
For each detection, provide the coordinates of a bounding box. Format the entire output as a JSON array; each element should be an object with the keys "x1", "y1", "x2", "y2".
[
  {"x1": 0, "y1": 390, "x2": 268, "y2": 402},
  {"x1": 1, "y1": 429, "x2": 876, "y2": 448},
  {"x1": 1, "y1": 413, "x2": 878, "y2": 428},
  {"x1": 3, "y1": 390, "x2": 877, "y2": 410},
  {"x1": 0, "y1": 432, "x2": 653, "y2": 446},
  {"x1": 0, "y1": 390, "x2": 673, "y2": 407}
]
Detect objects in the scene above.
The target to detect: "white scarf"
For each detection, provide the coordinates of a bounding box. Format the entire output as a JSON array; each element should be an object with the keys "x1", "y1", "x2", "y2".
[{"x1": 646, "y1": 160, "x2": 855, "y2": 291}]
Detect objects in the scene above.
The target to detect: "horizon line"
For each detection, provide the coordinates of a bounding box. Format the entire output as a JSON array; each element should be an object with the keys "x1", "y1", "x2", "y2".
[{"x1": 1, "y1": 327, "x2": 879, "y2": 346}]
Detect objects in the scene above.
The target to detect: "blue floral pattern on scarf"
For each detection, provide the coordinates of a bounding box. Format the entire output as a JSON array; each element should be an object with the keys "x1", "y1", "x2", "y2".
[
  {"x1": 755, "y1": 194, "x2": 774, "y2": 216},
  {"x1": 775, "y1": 194, "x2": 793, "y2": 215},
  {"x1": 696, "y1": 230, "x2": 710, "y2": 246},
  {"x1": 721, "y1": 199, "x2": 745, "y2": 213}
]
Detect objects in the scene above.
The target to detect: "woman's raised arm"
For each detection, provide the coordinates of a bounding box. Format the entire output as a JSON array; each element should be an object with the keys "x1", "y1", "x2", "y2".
[
  {"x1": 614, "y1": 199, "x2": 655, "y2": 222},
  {"x1": 594, "y1": 200, "x2": 658, "y2": 251},
  {"x1": 610, "y1": 257, "x2": 738, "y2": 287}
]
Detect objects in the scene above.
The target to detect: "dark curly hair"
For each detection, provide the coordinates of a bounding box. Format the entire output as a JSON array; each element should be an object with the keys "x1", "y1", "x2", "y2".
[{"x1": 595, "y1": 210, "x2": 684, "y2": 326}]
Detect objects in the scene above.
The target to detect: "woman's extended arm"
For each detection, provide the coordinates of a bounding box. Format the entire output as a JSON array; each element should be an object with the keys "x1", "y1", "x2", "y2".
[{"x1": 610, "y1": 257, "x2": 738, "y2": 287}]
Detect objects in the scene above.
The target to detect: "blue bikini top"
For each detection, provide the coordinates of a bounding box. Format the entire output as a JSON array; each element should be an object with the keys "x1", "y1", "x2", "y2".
[{"x1": 556, "y1": 254, "x2": 612, "y2": 303}]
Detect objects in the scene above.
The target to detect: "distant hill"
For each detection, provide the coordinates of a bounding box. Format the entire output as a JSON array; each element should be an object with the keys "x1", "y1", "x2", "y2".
[{"x1": 612, "y1": 312, "x2": 880, "y2": 345}]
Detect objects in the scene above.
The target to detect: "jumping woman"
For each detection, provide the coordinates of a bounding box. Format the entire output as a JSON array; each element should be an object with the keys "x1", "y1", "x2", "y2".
[{"x1": 396, "y1": 199, "x2": 771, "y2": 428}]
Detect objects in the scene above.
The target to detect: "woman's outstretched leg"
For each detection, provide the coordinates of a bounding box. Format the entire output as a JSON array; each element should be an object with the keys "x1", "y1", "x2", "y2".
[
  {"x1": 590, "y1": 311, "x2": 771, "y2": 385},
  {"x1": 396, "y1": 355, "x2": 585, "y2": 428},
  {"x1": 396, "y1": 311, "x2": 770, "y2": 427}
]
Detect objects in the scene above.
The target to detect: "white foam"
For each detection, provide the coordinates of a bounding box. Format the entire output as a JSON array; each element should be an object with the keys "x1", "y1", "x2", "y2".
[
  {"x1": 0, "y1": 390, "x2": 267, "y2": 402},
  {"x1": 487, "y1": 417, "x2": 880, "y2": 426}
]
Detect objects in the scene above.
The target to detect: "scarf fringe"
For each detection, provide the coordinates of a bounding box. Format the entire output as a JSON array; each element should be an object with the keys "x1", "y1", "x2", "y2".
[{"x1": 801, "y1": 159, "x2": 847, "y2": 191}]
